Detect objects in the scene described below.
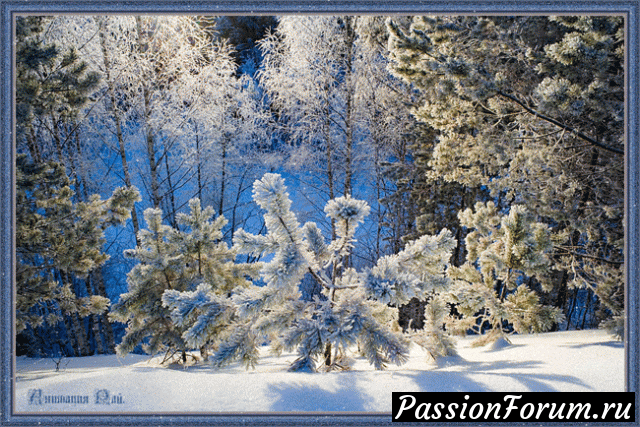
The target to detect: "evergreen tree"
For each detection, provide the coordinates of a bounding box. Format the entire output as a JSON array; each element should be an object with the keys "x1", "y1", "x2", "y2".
[
  {"x1": 112, "y1": 199, "x2": 254, "y2": 362},
  {"x1": 208, "y1": 16, "x2": 277, "y2": 75},
  {"x1": 15, "y1": 16, "x2": 132, "y2": 356},
  {"x1": 448, "y1": 202, "x2": 565, "y2": 345},
  {"x1": 165, "y1": 174, "x2": 456, "y2": 372},
  {"x1": 16, "y1": 154, "x2": 139, "y2": 355},
  {"x1": 16, "y1": 16, "x2": 100, "y2": 166},
  {"x1": 110, "y1": 208, "x2": 183, "y2": 359},
  {"x1": 162, "y1": 199, "x2": 259, "y2": 360},
  {"x1": 387, "y1": 16, "x2": 624, "y2": 336}
]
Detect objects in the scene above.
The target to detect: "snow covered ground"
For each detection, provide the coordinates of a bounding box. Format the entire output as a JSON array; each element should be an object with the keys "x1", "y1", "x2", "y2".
[{"x1": 14, "y1": 329, "x2": 624, "y2": 414}]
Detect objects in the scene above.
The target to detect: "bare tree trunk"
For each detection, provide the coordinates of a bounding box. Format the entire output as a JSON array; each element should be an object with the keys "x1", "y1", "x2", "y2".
[
  {"x1": 26, "y1": 127, "x2": 42, "y2": 163},
  {"x1": 342, "y1": 16, "x2": 356, "y2": 198},
  {"x1": 52, "y1": 118, "x2": 64, "y2": 162},
  {"x1": 230, "y1": 168, "x2": 248, "y2": 237},
  {"x1": 63, "y1": 316, "x2": 78, "y2": 356},
  {"x1": 73, "y1": 124, "x2": 90, "y2": 201},
  {"x1": 144, "y1": 116, "x2": 161, "y2": 208},
  {"x1": 565, "y1": 287, "x2": 578, "y2": 330},
  {"x1": 136, "y1": 16, "x2": 161, "y2": 209},
  {"x1": 71, "y1": 313, "x2": 89, "y2": 356},
  {"x1": 60, "y1": 270, "x2": 90, "y2": 356},
  {"x1": 195, "y1": 122, "x2": 203, "y2": 202},
  {"x1": 219, "y1": 137, "x2": 228, "y2": 216},
  {"x1": 164, "y1": 152, "x2": 178, "y2": 228},
  {"x1": 580, "y1": 288, "x2": 592, "y2": 329},
  {"x1": 324, "y1": 88, "x2": 336, "y2": 242},
  {"x1": 89, "y1": 314, "x2": 104, "y2": 355},
  {"x1": 344, "y1": 88, "x2": 353, "y2": 198},
  {"x1": 324, "y1": 341, "x2": 332, "y2": 367},
  {"x1": 374, "y1": 142, "x2": 383, "y2": 260},
  {"x1": 98, "y1": 18, "x2": 141, "y2": 245},
  {"x1": 83, "y1": 275, "x2": 105, "y2": 356},
  {"x1": 452, "y1": 191, "x2": 467, "y2": 267},
  {"x1": 93, "y1": 269, "x2": 116, "y2": 352}
]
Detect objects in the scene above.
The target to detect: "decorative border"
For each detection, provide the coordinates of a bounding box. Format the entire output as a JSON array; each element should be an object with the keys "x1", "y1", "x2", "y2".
[{"x1": 1, "y1": 1, "x2": 638, "y2": 426}]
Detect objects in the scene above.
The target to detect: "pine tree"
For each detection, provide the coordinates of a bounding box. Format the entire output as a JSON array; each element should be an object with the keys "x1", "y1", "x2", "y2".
[
  {"x1": 448, "y1": 202, "x2": 565, "y2": 345},
  {"x1": 110, "y1": 207, "x2": 182, "y2": 359},
  {"x1": 16, "y1": 16, "x2": 100, "y2": 165},
  {"x1": 112, "y1": 199, "x2": 254, "y2": 362},
  {"x1": 161, "y1": 199, "x2": 259, "y2": 360},
  {"x1": 386, "y1": 16, "x2": 624, "y2": 336},
  {"x1": 15, "y1": 16, "x2": 130, "y2": 357},
  {"x1": 16, "y1": 154, "x2": 139, "y2": 355},
  {"x1": 167, "y1": 174, "x2": 456, "y2": 372}
]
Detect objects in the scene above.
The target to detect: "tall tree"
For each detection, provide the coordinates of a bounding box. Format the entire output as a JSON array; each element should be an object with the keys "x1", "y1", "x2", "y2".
[
  {"x1": 96, "y1": 16, "x2": 141, "y2": 244},
  {"x1": 259, "y1": 16, "x2": 356, "y2": 234},
  {"x1": 15, "y1": 16, "x2": 138, "y2": 356},
  {"x1": 16, "y1": 155, "x2": 139, "y2": 356},
  {"x1": 16, "y1": 16, "x2": 100, "y2": 168},
  {"x1": 387, "y1": 16, "x2": 624, "y2": 335}
]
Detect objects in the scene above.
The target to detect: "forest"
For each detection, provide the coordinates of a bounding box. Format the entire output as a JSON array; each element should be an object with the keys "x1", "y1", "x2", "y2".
[{"x1": 15, "y1": 15, "x2": 624, "y2": 373}]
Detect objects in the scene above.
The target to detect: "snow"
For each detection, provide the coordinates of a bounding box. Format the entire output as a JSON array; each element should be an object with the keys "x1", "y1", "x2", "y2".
[{"x1": 15, "y1": 329, "x2": 624, "y2": 413}]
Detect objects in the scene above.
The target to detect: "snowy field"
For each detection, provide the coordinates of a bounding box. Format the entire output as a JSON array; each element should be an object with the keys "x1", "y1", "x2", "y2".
[{"x1": 14, "y1": 329, "x2": 624, "y2": 414}]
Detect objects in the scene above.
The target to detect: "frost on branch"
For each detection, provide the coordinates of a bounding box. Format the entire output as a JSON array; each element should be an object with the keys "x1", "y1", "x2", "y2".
[
  {"x1": 448, "y1": 202, "x2": 565, "y2": 346},
  {"x1": 364, "y1": 231, "x2": 456, "y2": 306},
  {"x1": 363, "y1": 228, "x2": 458, "y2": 359},
  {"x1": 162, "y1": 284, "x2": 235, "y2": 350},
  {"x1": 202, "y1": 173, "x2": 456, "y2": 372},
  {"x1": 112, "y1": 198, "x2": 254, "y2": 361},
  {"x1": 324, "y1": 196, "x2": 371, "y2": 262}
]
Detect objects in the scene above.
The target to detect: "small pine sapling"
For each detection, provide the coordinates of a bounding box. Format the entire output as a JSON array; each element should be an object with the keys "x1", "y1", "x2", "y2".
[
  {"x1": 448, "y1": 202, "x2": 565, "y2": 346},
  {"x1": 363, "y1": 229, "x2": 458, "y2": 361},
  {"x1": 112, "y1": 199, "x2": 253, "y2": 363},
  {"x1": 162, "y1": 199, "x2": 258, "y2": 360},
  {"x1": 16, "y1": 154, "x2": 139, "y2": 336},
  {"x1": 206, "y1": 173, "x2": 315, "y2": 370},
  {"x1": 197, "y1": 173, "x2": 456, "y2": 372}
]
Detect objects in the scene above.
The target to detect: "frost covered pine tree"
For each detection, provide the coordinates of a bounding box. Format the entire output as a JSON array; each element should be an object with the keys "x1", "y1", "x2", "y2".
[
  {"x1": 161, "y1": 199, "x2": 259, "y2": 361},
  {"x1": 111, "y1": 198, "x2": 253, "y2": 363},
  {"x1": 448, "y1": 202, "x2": 565, "y2": 346},
  {"x1": 16, "y1": 154, "x2": 139, "y2": 356},
  {"x1": 365, "y1": 229, "x2": 458, "y2": 360},
  {"x1": 164, "y1": 173, "x2": 457, "y2": 372},
  {"x1": 386, "y1": 16, "x2": 624, "y2": 337}
]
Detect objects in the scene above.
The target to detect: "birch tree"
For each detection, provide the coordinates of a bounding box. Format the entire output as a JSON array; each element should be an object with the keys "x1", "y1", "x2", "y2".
[{"x1": 259, "y1": 16, "x2": 416, "y2": 251}]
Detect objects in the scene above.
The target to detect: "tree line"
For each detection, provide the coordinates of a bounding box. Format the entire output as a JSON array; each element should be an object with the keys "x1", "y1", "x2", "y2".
[{"x1": 15, "y1": 15, "x2": 624, "y2": 367}]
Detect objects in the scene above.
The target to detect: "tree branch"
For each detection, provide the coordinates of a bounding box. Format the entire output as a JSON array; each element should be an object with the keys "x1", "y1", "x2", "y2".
[
  {"x1": 553, "y1": 246, "x2": 624, "y2": 266},
  {"x1": 495, "y1": 90, "x2": 623, "y2": 155}
]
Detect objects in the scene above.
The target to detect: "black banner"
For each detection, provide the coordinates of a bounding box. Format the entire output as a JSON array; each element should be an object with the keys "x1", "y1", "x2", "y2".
[{"x1": 392, "y1": 392, "x2": 635, "y2": 422}]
